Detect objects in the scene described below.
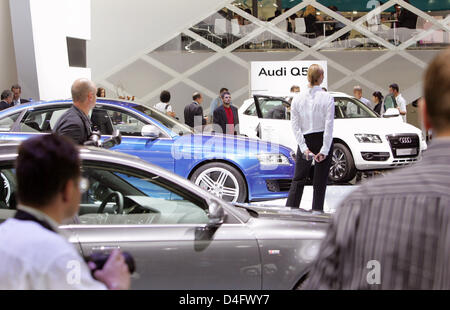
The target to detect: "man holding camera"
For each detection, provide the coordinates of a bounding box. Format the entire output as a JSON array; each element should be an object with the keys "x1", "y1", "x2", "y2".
[
  {"x1": 0, "y1": 134, "x2": 130, "y2": 289},
  {"x1": 53, "y1": 78, "x2": 97, "y2": 145}
]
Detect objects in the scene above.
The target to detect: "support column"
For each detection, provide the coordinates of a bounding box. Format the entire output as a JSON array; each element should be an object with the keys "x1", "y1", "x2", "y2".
[{"x1": 9, "y1": 0, "x2": 91, "y2": 101}]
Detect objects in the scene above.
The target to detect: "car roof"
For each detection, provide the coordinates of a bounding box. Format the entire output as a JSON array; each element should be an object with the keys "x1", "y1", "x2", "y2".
[
  {"x1": 1, "y1": 98, "x2": 144, "y2": 111},
  {"x1": 251, "y1": 91, "x2": 353, "y2": 98},
  {"x1": 0, "y1": 139, "x2": 141, "y2": 162}
]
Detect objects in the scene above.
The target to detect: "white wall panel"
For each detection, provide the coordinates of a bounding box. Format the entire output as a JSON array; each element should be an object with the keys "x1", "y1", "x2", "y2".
[
  {"x1": 0, "y1": 0, "x2": 18, "y2": 94},
  {"x1": 10, "y1": 0, "x2": 91, "y2": 101},
  {"x1": 88, "y1": 0, "x2": 228, "y2": 80}
]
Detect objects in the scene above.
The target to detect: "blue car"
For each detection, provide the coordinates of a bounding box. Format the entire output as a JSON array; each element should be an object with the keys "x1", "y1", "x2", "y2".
[{"x1": 0, "y1": 99, "x2": 295, "y2": 203}]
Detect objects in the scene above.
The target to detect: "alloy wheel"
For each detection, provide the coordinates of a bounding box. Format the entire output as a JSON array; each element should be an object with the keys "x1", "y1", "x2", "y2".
[
  {"x1": 330, "y1": 148, "x2": 347, "y2": 180},
  {"x1": 195, "y1": 167, "x2": 240, "y2": 203}
]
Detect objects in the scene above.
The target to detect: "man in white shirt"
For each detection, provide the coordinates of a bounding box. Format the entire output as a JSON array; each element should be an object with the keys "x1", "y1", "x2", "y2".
[
  {"x1": 154, "y1": 90, "x2": 176, "y2": 118},
  {"x1": 0, "y1": 134, "x2": 130, "y2": 290},
  {"x1": 389, "y1": 83, "x2": 408, "y2": 122},
  {"x1": 353, "y1": 85, "x2": 372, "y2": 108},
  {"x1": 286, "y1": 64, "x2": 335, "y2": 214}
]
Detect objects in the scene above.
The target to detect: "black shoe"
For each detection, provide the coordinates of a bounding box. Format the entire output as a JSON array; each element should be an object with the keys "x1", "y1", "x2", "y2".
[{"x1": 311, "y1": 210, "x2": 324, "y2": 215}]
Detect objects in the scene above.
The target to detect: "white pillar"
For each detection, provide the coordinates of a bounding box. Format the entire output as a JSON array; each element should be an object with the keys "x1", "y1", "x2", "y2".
[{"x1": 9, "y1": 0, "x2": 91, "y2": 101}]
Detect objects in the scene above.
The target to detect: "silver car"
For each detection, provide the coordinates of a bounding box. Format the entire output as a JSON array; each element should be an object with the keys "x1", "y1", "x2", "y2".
[{"x1": 0, "y1": 142, "x2": 329, "y2": 289}]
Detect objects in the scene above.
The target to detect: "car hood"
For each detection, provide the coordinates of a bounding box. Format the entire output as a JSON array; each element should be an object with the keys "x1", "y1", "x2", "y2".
[
  {"x1": 174, "y1": 133, "x2": 294, "y2": 155},
  {"x1": 337, "y1": 117, "x2": 423, "y2": 136},
  {"x1": 233, "y1": 203, "x2": 331, "y2": 223}
]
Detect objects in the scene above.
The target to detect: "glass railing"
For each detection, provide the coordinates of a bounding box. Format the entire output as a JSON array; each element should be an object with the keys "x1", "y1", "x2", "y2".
[{"x1": 166, "y1": 1, "x2": 450, "y2": 53}]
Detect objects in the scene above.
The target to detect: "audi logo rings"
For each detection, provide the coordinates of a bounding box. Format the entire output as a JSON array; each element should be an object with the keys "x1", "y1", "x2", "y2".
[{"x1": 399, "y1": 137, "x2": 412, "y2": 144}]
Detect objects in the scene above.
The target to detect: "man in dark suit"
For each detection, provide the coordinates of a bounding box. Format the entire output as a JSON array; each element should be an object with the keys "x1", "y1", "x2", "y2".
[
  {"x1": 213, "y1": 92, "x2": 239, "y2": 135},
  {"x1": 11, "y1": 85, "x2": 30, "y2": 106},
  {"x1": 304, "y1": 49, "x2": 450, "y2": 290},
  {"x1": 398, "y1": 0, "x2": 418, "y2": 29},
  {"x1": 0, "y1": 90, "x2": 13, "y2": 111},
  {"x1": 184, "y1": 92, "x2": 206, "y2": 129},
  {"x1": 53, "y1": 79, "x2": 97, "y2": 145}
]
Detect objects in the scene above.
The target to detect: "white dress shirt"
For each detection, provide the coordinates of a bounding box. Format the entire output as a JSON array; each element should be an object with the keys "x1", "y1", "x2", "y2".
[
  {"x1": 359, "y1": 97, "x2": 372, "y2": 108},
  {"x1": 154, "y1": 102, "x2": 173, "y2": 113},
  {"x1": 0, "y1": 206, "x2": 106, "y2": 290},
  {"x1": 396, "y1": 94, "x2": 407, "y2": 123},
  {"x1": 291, "y1": 86, "x2": 335, "y2": 156}
]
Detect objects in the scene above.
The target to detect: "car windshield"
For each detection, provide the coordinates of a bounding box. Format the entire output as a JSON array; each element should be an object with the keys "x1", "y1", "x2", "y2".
[
  {"x1": 334, "y1": 97, "x2": 378, "y2": 119},
  {"x1": 133, "y1": 105, "x2": 194, "y2": 136}
]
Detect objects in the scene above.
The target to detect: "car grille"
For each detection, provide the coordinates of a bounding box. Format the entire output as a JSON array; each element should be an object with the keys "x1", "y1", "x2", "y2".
[
  {"x1": 386, "y1": 134, "x2": 420, "y2": 159},
  {"x1": 389, "y1": 158, "x2": 420, "y2": 167},
  {"x1": 266, "y1": 179, "x2": 292, "y2": 192}
]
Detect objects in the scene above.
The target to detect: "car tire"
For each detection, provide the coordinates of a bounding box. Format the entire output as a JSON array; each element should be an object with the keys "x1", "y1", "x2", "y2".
[
  {"x1": 329, "y1": 143, "x2": 356, "y2": 184},
  {"x1": 190, "y1": 162, "x2": 247, "y2": 203}
]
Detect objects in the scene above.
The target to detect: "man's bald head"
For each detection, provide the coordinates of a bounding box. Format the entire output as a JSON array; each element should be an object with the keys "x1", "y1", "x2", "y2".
[{"x1": 71, "y1": 79, "x2": 96, "y2": 103}]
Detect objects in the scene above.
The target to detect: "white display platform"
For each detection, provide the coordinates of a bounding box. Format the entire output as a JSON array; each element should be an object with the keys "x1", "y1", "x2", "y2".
[{"x1": 253, "y1": 185, "x2": 359, "y2": 214}]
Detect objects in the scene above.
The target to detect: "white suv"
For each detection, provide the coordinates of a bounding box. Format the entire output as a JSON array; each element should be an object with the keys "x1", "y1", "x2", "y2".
[{"x1": 238, "y1": 92, "x2": 427, "y2": 183}]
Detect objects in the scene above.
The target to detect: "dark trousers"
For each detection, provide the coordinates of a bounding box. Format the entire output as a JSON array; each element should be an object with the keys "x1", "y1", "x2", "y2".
[{"x1": 286, "y1": 132, "x2": 333, "y2": 211}]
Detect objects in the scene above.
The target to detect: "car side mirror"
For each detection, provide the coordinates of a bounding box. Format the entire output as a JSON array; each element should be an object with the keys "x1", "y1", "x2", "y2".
[
  {"x1": 207, "y1": 202, "x2": 225, "y2": 228},
  {"x1": 141, "y1": 125, "x2": 160, "y2": 140},
  {"x1": 102, "y1": 129, "x2": 122, "y2": 149},
  {"x1": 383, "y1": 108, "x2": 400, "y2": 118}
]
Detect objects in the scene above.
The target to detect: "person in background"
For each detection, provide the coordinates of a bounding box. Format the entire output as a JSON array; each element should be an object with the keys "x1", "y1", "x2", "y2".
[
  {"x1": 286, "y1": 11, "x2": 297, "y2": 33},
  {"x1": 372, "y1": 91, "x2": 384, "y2": 115},
  {"x1": 154, "y1": 90, "x2": 176, "y2": 118},
  {"x1": 213, "y1": 92, "x2": 239, "y2": 135},
  {"x1": 353, "y1": 85, "x2": 372, "y2": 108},
  {"x1": 184, "y1": 92, "x2": 207, "y2": 129},
  {"x1": 290, "y1": 85, "x2": 300, "y2": 93},
  {"x1": 304, "y1": 5, "x2": 323, "y2": 37},
  {"x1": 238, "y1": 8, "x2": 252, "y2": 25},
  {"x1": 329, "y1": 6, "x2": 346, "y2": 34},
  {"x1": 0, "y1": 90, "x2": 13, "y2": 111},
  {"x1": 53, "y1": 79, "x2": 97, "y2": 145},
  {"x1": 286, "y1": 64, "x2": 334, "y2": 214},
  {"x1": 96, "y1": 87, "x2": 106, "y2": 98},
  {"x1": 11, "y1": 85, "x2": 29, "y2": 106},
  {"x1": 209, "y1": 88, "x2": 228, "y2": 124},
  {"x1": 398, "y1": 0, "x2": 417, "y2": 29},
  {"x1": 303, "y1": 49, "x2": 450, "y2": 289},
  {"x1": 0, "y1": 134, "x2": 130, "y2": 289},
  {"x1": 389, "y1": 83, "x2": 407, "y2": 122},
  {"x1": 267, "y1": 9, "x2": 281, "y2": 22}
]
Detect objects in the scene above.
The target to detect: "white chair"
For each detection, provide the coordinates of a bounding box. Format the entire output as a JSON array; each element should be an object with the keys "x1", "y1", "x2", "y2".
[
  {"x1": 295, "y1": 18, "x2": 307, "y2": 34},
  {"x1": 214, "y1": 18, "x2": 228, "y2": 35},
  {"x1": 367, "y1": 15, "x2": 381, "y2": 32},
  {"x1": 294, "y1": 18, "x2": 315, "y2": 46},
  {"x1": 231, "y1": 18, "x2": 241, "y2": 37}
]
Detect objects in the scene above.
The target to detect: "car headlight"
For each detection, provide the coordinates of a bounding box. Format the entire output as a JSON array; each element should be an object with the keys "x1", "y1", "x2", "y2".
[
  {"x1": 354, "y1": 134, "x2": 382, "y2": 143},
  {"x1": 257, "y1": 154, "x2": 290, "y2": 166}
]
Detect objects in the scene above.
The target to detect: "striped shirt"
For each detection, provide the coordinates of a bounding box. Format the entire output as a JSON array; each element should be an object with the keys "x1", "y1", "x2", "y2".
[{"x1": 304, "y1": 138, "x2": 450, "y2": 290}]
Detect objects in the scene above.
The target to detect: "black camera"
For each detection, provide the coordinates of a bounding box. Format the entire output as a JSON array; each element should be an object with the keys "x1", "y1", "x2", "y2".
[{"x1": 85, "y1": 252, "x2": 136, "y2": 275}]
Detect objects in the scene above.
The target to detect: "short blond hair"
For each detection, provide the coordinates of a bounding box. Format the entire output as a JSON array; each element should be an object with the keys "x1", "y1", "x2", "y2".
[
  {"x1": 305, "y1": 5, "x2": 316, "y2": 17},
  {"x1": 307, "y1": 64, "x2": 324, "y2": 86}
]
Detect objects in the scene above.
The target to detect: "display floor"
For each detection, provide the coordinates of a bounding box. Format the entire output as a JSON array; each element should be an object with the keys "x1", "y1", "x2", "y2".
[{"x1": 253, "y1": 185, "x2": 359, "y2": 214}]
